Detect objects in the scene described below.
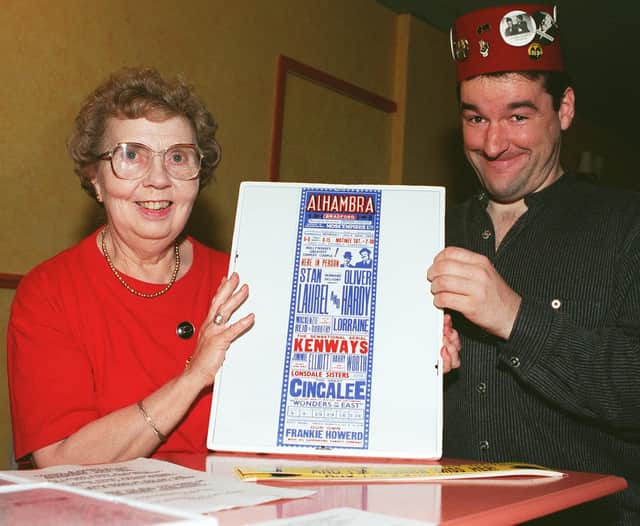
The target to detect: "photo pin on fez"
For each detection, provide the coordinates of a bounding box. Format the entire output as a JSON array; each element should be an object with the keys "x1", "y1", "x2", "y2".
[{"x1": 450, "y1": 4, "x2": 564, "y2": 81}]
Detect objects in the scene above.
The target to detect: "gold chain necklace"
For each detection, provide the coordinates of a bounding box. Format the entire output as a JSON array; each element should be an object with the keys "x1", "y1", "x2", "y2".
[{"x1": 100, "y1": 227, "x2": 180, "y2": 298}]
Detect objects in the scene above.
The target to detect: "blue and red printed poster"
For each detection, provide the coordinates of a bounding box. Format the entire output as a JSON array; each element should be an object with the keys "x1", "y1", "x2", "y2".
[{"x1": 278, "y1": 189, "x2": 381, "y2": 450}]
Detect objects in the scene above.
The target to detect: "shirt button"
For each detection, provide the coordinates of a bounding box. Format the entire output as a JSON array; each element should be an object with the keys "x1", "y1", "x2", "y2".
[
  {"x1": 479, "y1": 440, "x2": 490, "y2": 450},
  {"x1": 477, "y1": 382, "x2": 487, "y2": 393},
  {"x1": 477, "y1": 192, "x2": 485, "y2": 201},
  {"x1": 176, "y1": 321, "x2": 195, "y2": 339},
  {"x1": 509, "y1": 356, "x2": 521, "y2": 368},
  {"x1": 481, "y1": 229, "x2": 492, "y2": 240},
  {"x1": 551, "y1": 298, "x2": 562, "y2": 309}
]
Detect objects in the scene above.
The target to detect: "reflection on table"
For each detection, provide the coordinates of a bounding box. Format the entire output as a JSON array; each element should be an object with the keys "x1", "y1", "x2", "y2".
[{"x1": 159, "y1": 452, "x2": 627, "y2": 525}]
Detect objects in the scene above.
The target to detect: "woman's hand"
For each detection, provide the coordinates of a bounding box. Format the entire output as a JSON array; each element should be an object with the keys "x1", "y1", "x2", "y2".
[
  {"x1": 185, "y1": 272, "x2": 255, "y2": 387},
  {"x1": 441, "y1": 313, "x2": 461, "y2": 373}
]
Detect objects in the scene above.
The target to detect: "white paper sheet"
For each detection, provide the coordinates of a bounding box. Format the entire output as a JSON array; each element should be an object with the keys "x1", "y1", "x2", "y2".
[
  {"x1": 0, "y1": 457, "x2": 313, "y2": 515},
  {"x1": 250, "y1": 507, "x2": 436, "y2": 526},
  {"x1": 0, "y1": 481, "x2": 214, "y2": 525}
]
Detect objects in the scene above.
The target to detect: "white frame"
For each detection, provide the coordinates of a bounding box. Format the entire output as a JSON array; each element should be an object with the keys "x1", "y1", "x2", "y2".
[{"x1": 208, "y1": 182, "x2": 445, "y2": 459}]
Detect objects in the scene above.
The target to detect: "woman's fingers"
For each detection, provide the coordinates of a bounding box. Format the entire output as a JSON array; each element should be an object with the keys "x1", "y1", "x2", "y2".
[
  {"x1": 205, "y1": 273, "x2": 249, "y2": 327},
  {"x1": 214, "y1": 284, "x2": 250, "y2": 327},
  {"x1": 186, "y1": 273, "x2": 254, "y2": 386},
  {"x1": 196, "y1": 313, "x2": 255, "y2": 375}
]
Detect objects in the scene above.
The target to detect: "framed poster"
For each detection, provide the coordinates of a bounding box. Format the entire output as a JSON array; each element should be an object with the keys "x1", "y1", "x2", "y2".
[{"x1": 207, "y1": 182, "x2": 445, "y2": 459}]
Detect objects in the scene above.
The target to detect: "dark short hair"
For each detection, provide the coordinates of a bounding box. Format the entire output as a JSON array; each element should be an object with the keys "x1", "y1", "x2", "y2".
[
  {"x1": 457, "y1": 70, "x2": 573, "y2": 111},
  {"x1": 68, "y1": 66, "x2": 220, "y2": 201},
  {"x1": 515, "y1": 70, "x2": 573, "y2": 111},
  {"x1": 360, "y1": 248, "x2": 371, "y2": 255}
]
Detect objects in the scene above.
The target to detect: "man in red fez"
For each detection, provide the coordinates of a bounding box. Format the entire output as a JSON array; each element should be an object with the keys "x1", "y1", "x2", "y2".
[{"x1": 427, "y1": 5, "x2": 639, "y2": 524}]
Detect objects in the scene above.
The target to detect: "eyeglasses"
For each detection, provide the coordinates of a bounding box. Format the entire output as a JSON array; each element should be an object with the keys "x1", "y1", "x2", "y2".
[{"x1": 98, "y1": 142, "x2": 204, "y2": 181}]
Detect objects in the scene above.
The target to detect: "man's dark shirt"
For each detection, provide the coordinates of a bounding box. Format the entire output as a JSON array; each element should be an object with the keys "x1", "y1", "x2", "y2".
[{"x1": 444, "y1": 174, "x2": 640, "y2": 524}]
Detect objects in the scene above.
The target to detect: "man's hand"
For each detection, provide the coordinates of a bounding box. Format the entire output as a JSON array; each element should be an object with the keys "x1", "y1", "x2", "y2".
[
  {"x1": 427, "y1": 247, "x2": 522, "y2": 340},
  {"x1": 441, "y1": 313, "x2": 461, "y2": 372}
]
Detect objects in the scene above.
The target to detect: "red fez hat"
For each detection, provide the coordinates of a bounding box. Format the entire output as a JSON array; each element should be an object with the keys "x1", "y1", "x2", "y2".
[{"x1": 451, "y1": 4, "x2": 564, "y2": 81}]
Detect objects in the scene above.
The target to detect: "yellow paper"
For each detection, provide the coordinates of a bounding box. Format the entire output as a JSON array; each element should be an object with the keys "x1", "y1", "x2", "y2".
[{"x1": 235, "y1": 462, "x2": 564, "y2": 482}]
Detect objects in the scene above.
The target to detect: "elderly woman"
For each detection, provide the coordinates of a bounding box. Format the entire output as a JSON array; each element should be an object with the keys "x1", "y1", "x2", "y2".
[
  {"x1": 9, "y1": 67, "x2": 460, "y2": 469},
  {"x1": 8, "y1": 67, "x2": 254, "y2": 467}
]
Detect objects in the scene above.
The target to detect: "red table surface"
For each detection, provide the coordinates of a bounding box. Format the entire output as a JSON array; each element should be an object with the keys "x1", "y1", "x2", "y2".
[{"x1": 160, "y1": 452, "x2": 627, "y2": 525}]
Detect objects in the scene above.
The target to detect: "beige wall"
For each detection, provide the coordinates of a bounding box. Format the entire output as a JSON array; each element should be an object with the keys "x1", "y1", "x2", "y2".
[
  {"x1": 0, "y1": 1, "x2": 634, "y2": 468},
  {"x1": 391, "y1": 15, "x2": 474, "y2": 206},
  {"x1": 0, "y1": 0, "x2": 399, "y2": 271}
]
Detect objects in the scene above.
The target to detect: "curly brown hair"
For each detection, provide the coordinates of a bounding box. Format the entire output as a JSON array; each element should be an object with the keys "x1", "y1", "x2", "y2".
[{"x1": 68, "y1": 66, "x2": 221, "y2": 200}]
